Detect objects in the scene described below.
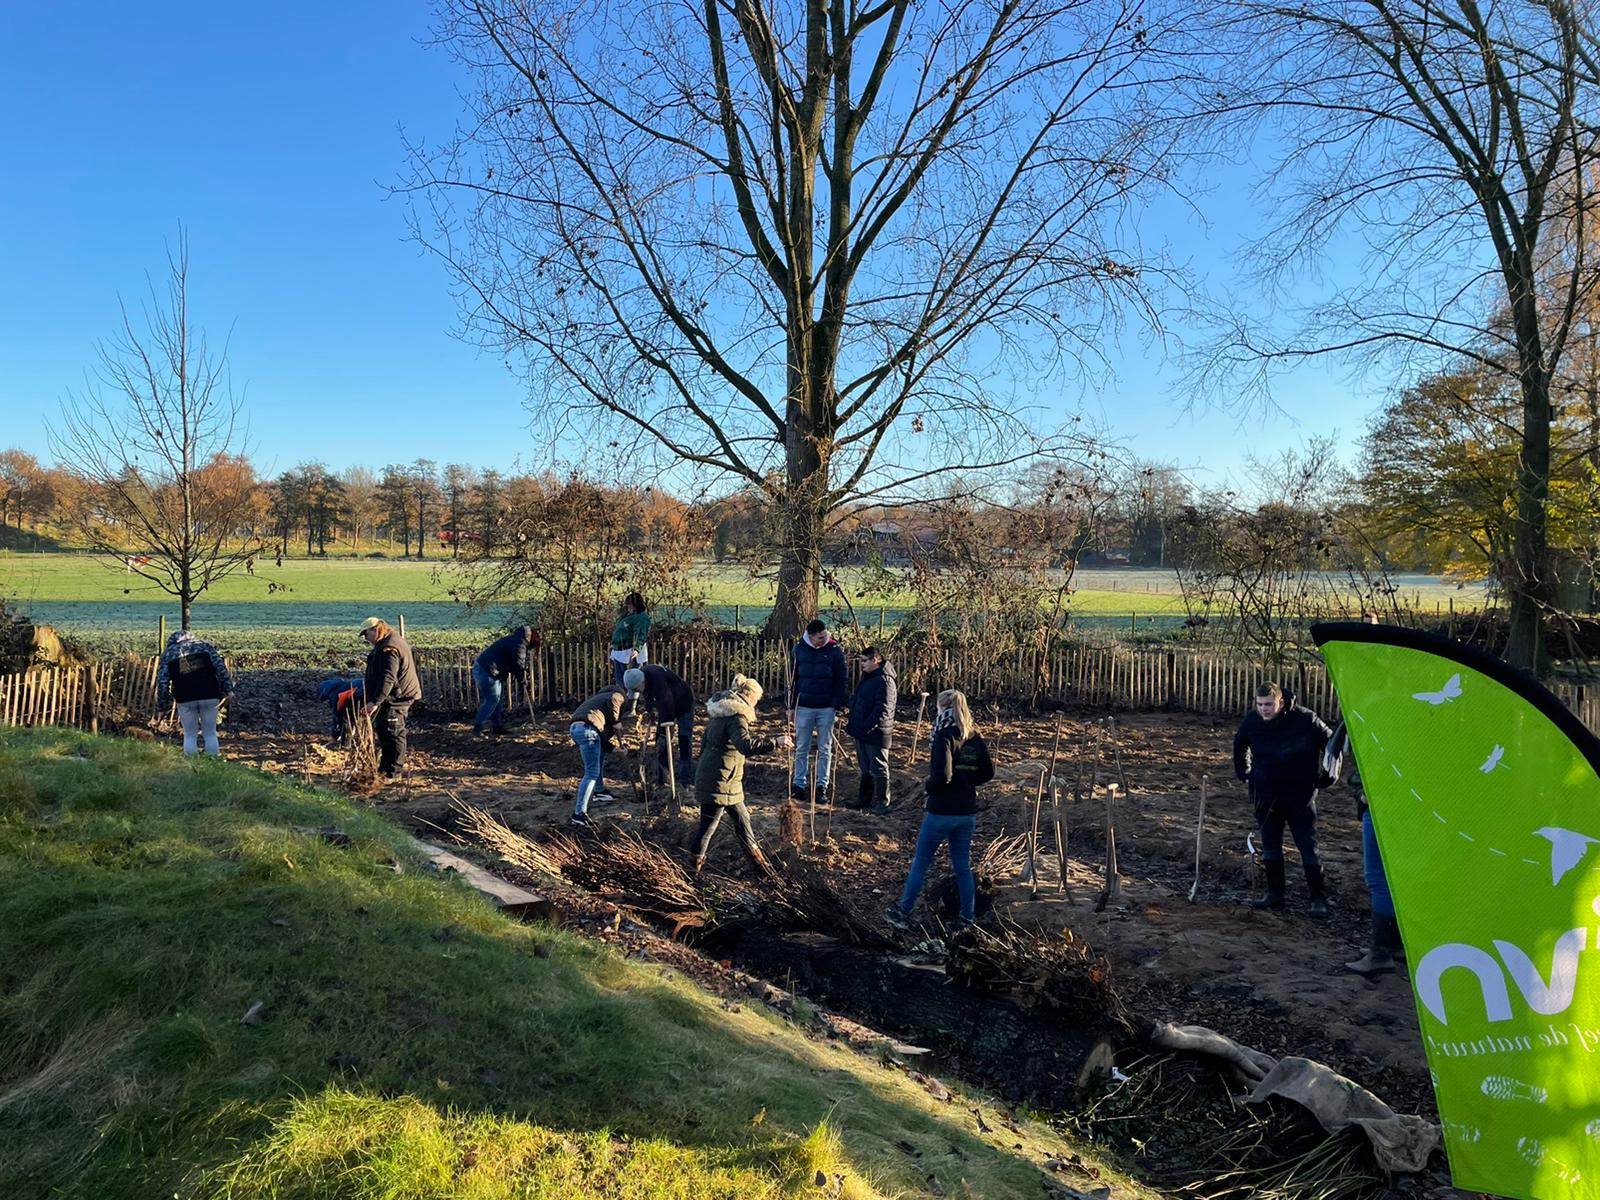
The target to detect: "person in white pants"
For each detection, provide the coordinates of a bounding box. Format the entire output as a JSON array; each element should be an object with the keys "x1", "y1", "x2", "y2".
[{"x1": 156, "y1": 629, "x2": 235, "y2": 756}]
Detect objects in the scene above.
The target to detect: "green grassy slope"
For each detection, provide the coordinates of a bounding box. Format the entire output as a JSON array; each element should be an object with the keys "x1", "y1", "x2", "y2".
[{"x1": 0, "y1": 729, "x2": 1154, "y2": 1199}]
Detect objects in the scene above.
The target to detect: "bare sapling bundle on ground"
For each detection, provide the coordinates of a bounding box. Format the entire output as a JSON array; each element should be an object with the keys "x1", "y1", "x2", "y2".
[
  {"x1": 457, "y1": 803, "x2": 711, "y2": 935},
  {"x1": 945, "y1": 920, "x2": 1129, "y2": 1035}
]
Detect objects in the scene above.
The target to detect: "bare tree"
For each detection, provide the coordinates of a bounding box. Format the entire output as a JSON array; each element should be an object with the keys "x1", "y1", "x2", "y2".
[
  {"x1": 1207, "y1": 0, "x2": 1600, "y2": 673},
  {"x1": 50, "y1": 239, "x2": 260, "y2": 629},
  {"x1": 408, "y1": 0, "x2": 1199, "y2": 636}
]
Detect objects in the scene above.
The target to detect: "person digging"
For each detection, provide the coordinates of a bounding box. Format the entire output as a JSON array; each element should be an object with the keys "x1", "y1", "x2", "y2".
[
  {"x1": 1233, "y1": 680, "x2": 1334, "y2": 918},
  {"x1": 691, "y1": 673, "x2": 792, "y2": 878}
]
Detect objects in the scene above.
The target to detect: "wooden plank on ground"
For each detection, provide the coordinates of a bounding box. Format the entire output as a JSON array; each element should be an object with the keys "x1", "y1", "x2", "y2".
[{"x1": 410, "y1": 838, "x2": 555, "y2": 921}]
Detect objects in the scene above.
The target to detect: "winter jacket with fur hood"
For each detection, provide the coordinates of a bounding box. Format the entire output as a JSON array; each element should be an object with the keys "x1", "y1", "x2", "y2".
[{"x1": 695, "y1": 690, "x2": 780, "y2": 806}]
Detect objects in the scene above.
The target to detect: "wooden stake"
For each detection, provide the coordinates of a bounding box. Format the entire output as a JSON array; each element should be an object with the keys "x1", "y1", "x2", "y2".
[
  {"x1": 1106, "y1": 716, "x2": 1131, "y2": 799},
  {"x1": 1188, "y1": 774, "x2": 1208, "y2": 904},
  {"x1": 1024, "y1": 767, "x2": 1047, "y2": 896},
  {"x1": 1051, "y1": 781, "x2": 1071, "y2": 901},
  {"x1": 906, "y1": 691, "x2": 930, "y2": 768},
  {"x1": 1095, "y1": 781, "x2": 1120, "y2": 912}
]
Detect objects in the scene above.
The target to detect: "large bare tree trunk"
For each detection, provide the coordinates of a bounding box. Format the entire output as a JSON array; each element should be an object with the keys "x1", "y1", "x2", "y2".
[{"x1": 1509, "y1": 373, "x2": 1553, "y2": 672}]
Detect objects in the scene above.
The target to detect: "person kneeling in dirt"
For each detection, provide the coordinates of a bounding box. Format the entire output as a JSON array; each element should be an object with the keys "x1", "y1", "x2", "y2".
[
  {"x1": 569, "y1": 683, "x2": 628, "y2": 826},
  {"x1": 1234, "y1": 681, "x2": 1333, "y2": 917},
  {"x1": 317, "y1": 676, "x2": 364, "y2": 746},
  {"x1": 359, "y1": 617, "x2": 423, "y2": 781},
  {"x1": 691, "y1": 673, "x2": 793, "y2": 877},
  {"x1": 885, "y1": 688, "x2": 993, "y2": 932},
  {"x1": 844, "y1": 646, "x2": 896, "y2": 811},
  {"x1": 157, "y1": 629, "x2": 235, "y2": 757},
  {"x1": 624, "y1": 663, "x2": 695, "y2": 785},
  {"x1": 473, "y1": 625, "x2": 539, "y2": 735}
]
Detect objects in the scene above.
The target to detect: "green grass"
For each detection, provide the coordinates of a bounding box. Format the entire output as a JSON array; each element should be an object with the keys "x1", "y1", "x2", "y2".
[{"x1": 0, "y1": 729, "x2": 1155, "y2": 1199}]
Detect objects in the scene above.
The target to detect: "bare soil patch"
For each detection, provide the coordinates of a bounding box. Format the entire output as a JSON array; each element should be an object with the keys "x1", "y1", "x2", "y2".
[{"x1": 218, "y1": 674, "x2": 1432, "y2": 1125}]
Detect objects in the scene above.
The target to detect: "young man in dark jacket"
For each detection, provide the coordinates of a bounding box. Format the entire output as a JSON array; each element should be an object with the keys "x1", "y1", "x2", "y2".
[
  {"x1": 359, "y1": 617, "x2": 423, "y2": 780},
  {"x1": 472, "y1": 625, "x2": 539, "y2": 735},
  {"x1": 624, "y1": 663, "x2": 695, "y2": 781},
  {"x1": 787, "y1": 618, "x2": 848, "y2": 801},
  {"x1": 844, "y1": 647, "x2": 896, "y2": 811},
  {"x1": 1233, "y1": 681, "x2": 1334, "y2": 916}
]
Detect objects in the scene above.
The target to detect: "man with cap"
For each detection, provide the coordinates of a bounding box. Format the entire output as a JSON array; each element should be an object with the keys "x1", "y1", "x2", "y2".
[
  {"x1": 472, "y1": 625, "x2": 540, "y2": 735},
  {"x1": 624, "y1": 662, "x2": 696, "y2": 786},
  {"x1": 358, "y1": 617, "x2": 422, "y2": 779}
]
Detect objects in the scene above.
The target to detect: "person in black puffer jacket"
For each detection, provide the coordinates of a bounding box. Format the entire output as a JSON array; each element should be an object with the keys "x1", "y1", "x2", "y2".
[
  {"x1": 885, "y1": 688, "x2": 993, "y2": 932},
  {"x1": 787, "y1": 619, "x2": 848, "y2": 801},
  {"x1": 1234, "y1": 680, "x2": 1333, "y2": 916},
  {"x1": 624, "y1": 663, "x2": 696, "y2": 782},
  {"x1": 844, "y1": 647, "x2": 896, "y2": 811}
]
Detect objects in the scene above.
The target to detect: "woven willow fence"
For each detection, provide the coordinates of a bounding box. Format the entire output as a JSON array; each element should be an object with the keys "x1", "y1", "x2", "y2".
[{"x1": 5, "y1": 639, "x2": 1599, "y2": 734}]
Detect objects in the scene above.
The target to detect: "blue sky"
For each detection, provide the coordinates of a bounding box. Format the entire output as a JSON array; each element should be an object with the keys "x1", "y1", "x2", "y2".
[{"x1": 0, "y1": 2, "x2": 1379, "y2": 494}]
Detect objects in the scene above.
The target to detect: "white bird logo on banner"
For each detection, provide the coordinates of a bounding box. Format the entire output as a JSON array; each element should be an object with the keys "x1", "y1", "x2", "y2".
[
  {"x1": 1536, "y1": 827, "x2": 1600, "y2": 886},
  {"x1": 1413, "y1": 674, "x2": 1463, "y2": 705}
]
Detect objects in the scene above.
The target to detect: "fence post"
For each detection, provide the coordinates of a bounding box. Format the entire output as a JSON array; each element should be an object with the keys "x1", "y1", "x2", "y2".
[{"x1": 157, "y1": 614, "x2": 166, "y2": 655}]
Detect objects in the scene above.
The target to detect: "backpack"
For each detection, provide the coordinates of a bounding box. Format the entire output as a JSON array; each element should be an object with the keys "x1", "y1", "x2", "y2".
[{"x1": 953, "y1": 734, "x2": 995, "y2": 787}]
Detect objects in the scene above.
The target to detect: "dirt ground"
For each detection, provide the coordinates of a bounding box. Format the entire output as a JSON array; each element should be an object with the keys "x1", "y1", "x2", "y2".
[{"x1": 214, "y1": 671, "x2": 1436, "y2": 1126}]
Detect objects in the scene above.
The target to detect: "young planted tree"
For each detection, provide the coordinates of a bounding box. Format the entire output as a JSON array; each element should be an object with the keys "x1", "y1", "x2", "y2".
[
  {"x1": 1210, "y1": 0, "x2": 1600, "y2": 672},
  {"x1": 50, "y1": 240, "x2": 262, "y2": 629},
  {"x1": 409, "y1": 0, "x2": 1199, "y2": 636}
]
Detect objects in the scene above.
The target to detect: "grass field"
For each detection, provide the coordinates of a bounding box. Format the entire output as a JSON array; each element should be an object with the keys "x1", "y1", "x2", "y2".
[
  {"x1": 0, "y1": 727, "x2": 1156, "y2": 1199},
  {"x1": 0, "y1": 553, "x2": 1485, "y2": 659}
]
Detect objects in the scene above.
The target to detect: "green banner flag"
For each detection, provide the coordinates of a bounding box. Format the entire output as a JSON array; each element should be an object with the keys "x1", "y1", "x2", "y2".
[{"x1": 1314, "y1": 622, "x2": 1600, "y2": 1198}]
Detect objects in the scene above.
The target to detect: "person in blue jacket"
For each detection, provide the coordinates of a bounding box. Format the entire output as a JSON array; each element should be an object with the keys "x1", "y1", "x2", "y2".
[
  {"x1": 844, "y1": 647, "x2": 896, "y2": 811},
  {"x1": 1233, "y1": 681, "x2": 1334, "y2": 917},
  {"x1": 472, "y1": 625, "x2": 540, "y2": 735},
  {"x1": 317, "y1": 676, "x2": 365, "y2": 745},
  {"x1": 786, "y1": 618, "x2": 848, "y2": 801}
]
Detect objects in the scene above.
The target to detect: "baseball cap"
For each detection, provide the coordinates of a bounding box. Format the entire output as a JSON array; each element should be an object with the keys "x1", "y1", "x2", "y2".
[{"x1": 357, "y1": 617, "x2": 382, "y2": 635}]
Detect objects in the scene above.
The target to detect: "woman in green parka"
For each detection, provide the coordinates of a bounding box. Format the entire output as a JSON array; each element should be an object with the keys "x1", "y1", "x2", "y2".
[
  {"x1": 609, "y1": 592, "x2": 651, "y2": 688},
  {"x1": 691, "y1": 673, "x2": 792, "y2": 876}
]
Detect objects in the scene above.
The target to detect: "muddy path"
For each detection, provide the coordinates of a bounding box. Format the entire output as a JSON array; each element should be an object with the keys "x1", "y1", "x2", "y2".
[{"x1": 215, "y1": 671, "x2": 1434, "y2": 1124}]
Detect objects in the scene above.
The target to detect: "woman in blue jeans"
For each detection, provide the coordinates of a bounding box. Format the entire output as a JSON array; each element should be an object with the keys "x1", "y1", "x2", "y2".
[
  {"x1": 568, "y1": 685, "x2": 628, "y2": 826},
  {"x1": 886, "y1": 689, "x2": 994, "y2": 932}
]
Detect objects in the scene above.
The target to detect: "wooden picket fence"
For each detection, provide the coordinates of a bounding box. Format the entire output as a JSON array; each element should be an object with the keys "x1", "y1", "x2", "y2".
[
  {"x1": 3, "y1": 639, "x2": 1599, "y2": 736},
  {"x1": 0, "y1": 654, "x2": 162, "y2": 731}
]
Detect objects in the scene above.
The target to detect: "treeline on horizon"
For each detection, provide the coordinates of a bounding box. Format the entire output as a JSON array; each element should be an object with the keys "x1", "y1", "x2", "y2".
[{"x1": 0, "y1": 426, "x2": 1526, "y2": 581}]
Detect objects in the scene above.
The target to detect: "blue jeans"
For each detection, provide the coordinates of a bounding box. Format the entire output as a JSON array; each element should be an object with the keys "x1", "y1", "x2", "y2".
[
  {"x1": 896, "y1": 812, "x2": 976, "y2": 921},
  {"x1": 571, "y1": 722, "x2": 605, "y2": 815},
  {"x1": 472, "y1": 664, "x2": 505, "y2": 731},
  {"x1": 792, "y1": 706, "x2": 837, "y2": 790},
  {"x1": 1362, "y1": 809, "x2": 1394, "y2": 917}
]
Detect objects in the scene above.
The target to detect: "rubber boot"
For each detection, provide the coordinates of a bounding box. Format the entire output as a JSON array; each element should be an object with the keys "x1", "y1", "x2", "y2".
[
  {"x1": 1305, "y1": 863, "x2": 1329, "y2": 918},
  {"x1": 1251, "y1": 860, "x2": 1286, "y2": 909},
  {"x1": 873, "y1": 775, "x2": 892, "y2": 814},
  {"x1": 852, "y1": 774, "x2": 873, "y2": 810},
  {"x1": 1384, "y1": 914, "x2": 1406, "y2": 961},
  {"x1": 1345, "y1": 913, "x2": 1396, "y2": 976}
]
